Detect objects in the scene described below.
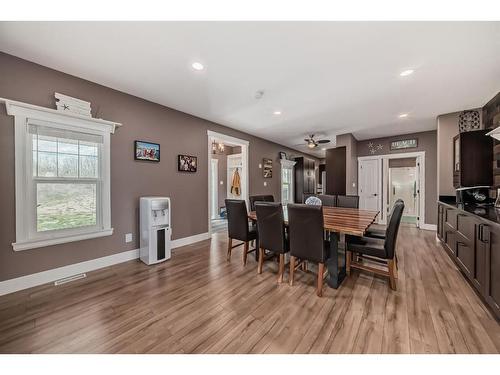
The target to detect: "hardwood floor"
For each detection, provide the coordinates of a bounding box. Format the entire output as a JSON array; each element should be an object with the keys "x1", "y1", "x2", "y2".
[{"x1": 0, "y1": 226, "x2": 499, "y2": 354}]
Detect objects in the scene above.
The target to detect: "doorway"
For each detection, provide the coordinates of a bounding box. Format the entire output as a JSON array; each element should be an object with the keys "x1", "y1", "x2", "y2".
[
  {"x1": 388, "y1": 158, "x2": 418, "y2": 225},
  {"x1": 207, "y1": 131, "x2": 249, "y2": 237}
]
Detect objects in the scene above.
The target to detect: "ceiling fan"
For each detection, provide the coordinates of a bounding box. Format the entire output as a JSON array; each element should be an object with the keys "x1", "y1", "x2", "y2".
[{"x1": 300, "y1": 134, "x2": 331, "y2": 149}]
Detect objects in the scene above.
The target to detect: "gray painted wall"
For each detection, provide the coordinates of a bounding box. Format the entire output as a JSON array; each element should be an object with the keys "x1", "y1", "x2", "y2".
[{"x1": 0, "y1": 53, "x2": 319, "y2": 281}]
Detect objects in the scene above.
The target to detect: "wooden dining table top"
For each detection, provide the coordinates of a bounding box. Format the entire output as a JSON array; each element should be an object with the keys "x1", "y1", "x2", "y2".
[{"x1": 248, "y1": 206, "x2": 379, "y2": 237}]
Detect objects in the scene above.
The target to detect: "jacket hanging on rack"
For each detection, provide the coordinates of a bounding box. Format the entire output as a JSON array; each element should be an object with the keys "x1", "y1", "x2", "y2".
[{"x1": 231, "y1": 168, "x2": 241, "y2": 196}]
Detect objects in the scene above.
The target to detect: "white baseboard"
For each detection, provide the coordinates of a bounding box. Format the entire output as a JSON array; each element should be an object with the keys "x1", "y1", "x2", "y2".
[
  {"x1": 420, "y1": 223, "x2": 437, "y2": 231},
  {"x1": 0, "y1": 231, "x2": 210, "y2": 296},
  {"x1": 171, "y1": 232, "x2": 210, "y2": 249}
]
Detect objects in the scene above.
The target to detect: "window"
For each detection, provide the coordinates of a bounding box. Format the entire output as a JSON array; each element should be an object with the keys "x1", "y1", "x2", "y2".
[
  {"x1": 3, "y1": 98, "x2": 119, "y2": 251},
  {"x1": 280, "y1": 159, "x2": 296, "y2": 205}
]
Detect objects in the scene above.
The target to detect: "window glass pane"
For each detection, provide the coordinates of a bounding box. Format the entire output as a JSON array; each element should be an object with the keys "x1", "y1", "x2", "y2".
[
  {"x1": 80, "y1": 155, "x2": 98, "y2": 178},
  {"x1": 36, "y1": 183, "x2": 97, "y2": 232},
  {"x1": 79, "y1": 142, "x2": 98, "y2": 156},
  {"x1": 38, "y1": 135, "x2": 57, "y2": 152},
  {"x1": 58, "y1": 139, "x2": 78, "y2": 154},
  {"x1": 32, "y1": 151, "x2": 37, "y2": 177},
  {"x1": 57, "y1": 153, "x2": 78, "y2": 177},
  {"x1": 37, "y1": 152, "x2": 57, "y2": 177}
]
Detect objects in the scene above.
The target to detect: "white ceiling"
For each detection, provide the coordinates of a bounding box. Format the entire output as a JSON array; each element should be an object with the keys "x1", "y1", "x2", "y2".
[{"x1": 1, "y1": 22, "x2": 499, "y2": 156}]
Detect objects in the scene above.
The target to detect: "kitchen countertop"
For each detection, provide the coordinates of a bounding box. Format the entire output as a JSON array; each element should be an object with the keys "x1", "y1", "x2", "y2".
[{"x1": 439, "y1": 196, "x2": 500, "y2": 226}]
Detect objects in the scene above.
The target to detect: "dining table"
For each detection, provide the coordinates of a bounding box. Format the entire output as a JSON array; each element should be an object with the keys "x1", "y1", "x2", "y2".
[{"x1": 248, "y1": 205, "x2": 379, "y2": 289}]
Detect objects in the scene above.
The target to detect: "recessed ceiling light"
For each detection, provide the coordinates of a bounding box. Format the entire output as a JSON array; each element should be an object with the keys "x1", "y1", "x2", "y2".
[
  {"x1": 273, "y1": 110, "x2": 282, "y2": 115},
  {"x1": 399, "y1": 113, "x2": 409, "y2": 118},
  {"x1": 192, "y1": 62, "x2": 204, "y2": 71},
  {"x1": 400, "y1": 69, "x2": 414, "y2": 77}
]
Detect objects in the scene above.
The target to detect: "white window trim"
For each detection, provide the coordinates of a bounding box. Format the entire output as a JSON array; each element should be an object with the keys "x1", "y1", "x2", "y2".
[
  {"x1": 1, "y1": 98, "x2": 121, "y2": 251},
  {"x1": 280, "y1": 159, "x2": 296, "y2": 204}
]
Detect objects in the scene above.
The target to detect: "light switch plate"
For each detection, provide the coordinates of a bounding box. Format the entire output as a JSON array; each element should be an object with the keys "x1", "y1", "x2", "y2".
[
  {"x1": 125, "y1": 233, "x2": 133, "y2": 243},
  {"x1": 258, "y1": 164, "x2": 262, "y2": 168},
  {"x1": 264, "y1": 181, "x2": 267, "y2": 187},
  {"x1": 220, "y1": 180, "x2": 224, "y2": 185}
]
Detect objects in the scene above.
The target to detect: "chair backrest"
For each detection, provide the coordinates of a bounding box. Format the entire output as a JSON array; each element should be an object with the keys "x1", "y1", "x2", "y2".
[
  {"x1": 225, "y1": 199, "x2": 249, "y2": 241},
  {"x1": 305, "y1": 196, "x2": 322, "y2": 206},
  {"x1": 318, "y1": 194, "x2": 337, "y2": 207},
  {"x1": 287, "y1": 203, "x2": 327, "y2": 263},
  {"x1": 255, "y1": 202, "x2": 286, "y2": 253},
  {"x1": 384, "y1": 200, "x2": 405, "y2": 259},
  {"x1": 337, "y1": 195, "x2": 359, "y2": 208},
  {"x1": 249, "y1": 195, "x2": 274, "y2": 211},
  {"x1": 302, "y1": 193, "x2": 316, "y2": 203}
]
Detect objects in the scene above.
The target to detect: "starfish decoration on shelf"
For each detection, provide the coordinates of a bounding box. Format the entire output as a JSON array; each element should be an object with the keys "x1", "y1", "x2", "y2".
[
  {"x1": 368, "y1": 142, "x2": 374, "y2": 148},
  {"x1": 63, "y1": 104, "x2": 70, "y2": 110},
  {"x1": 377, "y1": 144, "x2": 383, "y2": 150},
  {"x1": 370, "y1": 149, "x2": 376, "y2": 154}
]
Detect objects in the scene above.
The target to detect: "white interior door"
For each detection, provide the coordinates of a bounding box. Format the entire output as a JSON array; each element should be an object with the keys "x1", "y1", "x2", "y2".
[{"x1": 358, "y1": 158, "x2": 380, "y2": 214}]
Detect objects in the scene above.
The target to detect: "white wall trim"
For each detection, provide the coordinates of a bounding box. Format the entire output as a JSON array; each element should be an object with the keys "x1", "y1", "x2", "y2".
[
  {"x1": 420, "y1": 223, "x2": 437, "y2": 231},
  {"x1": 0, "y1": 231, "x2": 210, "y2": 296},
  {"x1": 171, "y1": 232, "x2": 210, "y2": 249},
  {"x1": 0, "y1": 248, "x2": 139, "y2": 296}
]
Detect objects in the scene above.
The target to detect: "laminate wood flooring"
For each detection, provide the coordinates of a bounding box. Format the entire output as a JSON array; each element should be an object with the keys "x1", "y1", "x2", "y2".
[{"x1": 0, "y1": 226, "x2": 498, "y2": 353}]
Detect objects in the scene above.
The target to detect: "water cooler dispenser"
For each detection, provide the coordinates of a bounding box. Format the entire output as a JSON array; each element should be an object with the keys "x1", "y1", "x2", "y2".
[{"x1": 140, "y1": 197, "x2": 172, "y2": 265}]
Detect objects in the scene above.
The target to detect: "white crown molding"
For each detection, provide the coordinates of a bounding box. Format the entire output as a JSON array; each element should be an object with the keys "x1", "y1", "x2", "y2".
[
  {"x1": 280, "y1": 159, "x2": 296, "y2": 167},
  {"x1": 0, "y1": 97, "x2": 122, "y2": 134},
  {"x1": 0, "y1": 231, "x2": 210, "y2": 296}
]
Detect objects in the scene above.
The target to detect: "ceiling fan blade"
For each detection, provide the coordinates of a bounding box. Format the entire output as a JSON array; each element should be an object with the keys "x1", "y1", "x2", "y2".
[{"x1": 317, "y1": 139, "x2": 331, "y2": 144}]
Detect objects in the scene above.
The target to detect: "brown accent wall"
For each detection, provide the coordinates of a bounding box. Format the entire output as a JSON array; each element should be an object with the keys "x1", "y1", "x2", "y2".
[
  {"x1": 357, "y1": 130, "x2": 437, "y2": 225},
  {"x1": 0, "y1": 53, "x2": 319, "y2": 281},
  {"x1": 335, "y1": 133, "x2": 357, "y2": 194}
]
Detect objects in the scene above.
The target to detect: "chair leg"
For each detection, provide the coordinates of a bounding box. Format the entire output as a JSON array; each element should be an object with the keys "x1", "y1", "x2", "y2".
[
  {"x1": 289, "y1": 256, "x2": 296, "y2": 286},
  {"x1": 257, "y1": 248, "x2": 264, "y2": 274},
  {"x1": 346, "y1": 250, "x2": 352, "y2": 275},
  {"x1": 393, "y1": 256, "x2": 398, "y2": 279},
  {"x1": 317, "y1": 263, "x2": 325, "y2": 297},
  {"x1": 388, "y1": 259, "x2": 397, "y2": 290},
  {"x1": 243, "y1": 241, "x2": 249, "y2": 266},
  {"x1": 302, "y1": 260, "x2": 308, "y2": 272},
  {"x1": 278, "y1": 254, "x2": 285, "y2": 283},
  {"x1": 227, "y1": 238, "x2": 232, "y2": 261}
]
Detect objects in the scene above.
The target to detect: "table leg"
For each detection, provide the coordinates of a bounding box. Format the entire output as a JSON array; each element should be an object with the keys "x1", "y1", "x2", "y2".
[{"x1": 326, "y1": 231, "x2": 347, "y2": 289}]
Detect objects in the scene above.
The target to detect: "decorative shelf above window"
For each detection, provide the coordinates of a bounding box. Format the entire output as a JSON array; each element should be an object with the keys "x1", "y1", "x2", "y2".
[{"x1": 1, "y1": 97, "x2": 122, "y2": 251}]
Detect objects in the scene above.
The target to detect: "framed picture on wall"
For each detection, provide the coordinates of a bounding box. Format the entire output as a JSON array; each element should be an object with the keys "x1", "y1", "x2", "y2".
[
  {"x1": 178, "y1": 154, "x2": 198, "y2": 172},
  {"x1": 263, "y1": 158, "x2": 273, "y2": 178},
  {"x1": 135, "y1": 141, "x2": 160, "y2": 162}
]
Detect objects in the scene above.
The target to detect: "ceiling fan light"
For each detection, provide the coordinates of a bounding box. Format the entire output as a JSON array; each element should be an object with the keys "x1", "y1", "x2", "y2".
[{"x1": 307, "y1": 142, "x2": 316, "y2": 149}]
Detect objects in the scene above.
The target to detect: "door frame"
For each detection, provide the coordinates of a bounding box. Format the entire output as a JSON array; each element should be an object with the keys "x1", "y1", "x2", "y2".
[
  {"x1": 207, "y1": 130, "x2": 249, "y2": 236},
  {"x1": 210, "y1": 158, "x2": 219, "y2": 220},
  {"x1": 358, "y1": 151, "x2": 426, "y2": 228}
]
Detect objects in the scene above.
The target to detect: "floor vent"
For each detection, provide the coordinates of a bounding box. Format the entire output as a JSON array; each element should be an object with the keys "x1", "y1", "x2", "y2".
[{"x1": 54, "y1": 273, "x2": 87, "y2": 286}]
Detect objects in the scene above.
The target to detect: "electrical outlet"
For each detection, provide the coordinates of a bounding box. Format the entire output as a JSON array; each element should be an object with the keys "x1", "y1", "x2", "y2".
[
  {"x1": 220, "y1": 180, "x2": 224, "y2": 185},
  {"x1": 125, "y1": 233, "x2": 133, "y2": 243}
]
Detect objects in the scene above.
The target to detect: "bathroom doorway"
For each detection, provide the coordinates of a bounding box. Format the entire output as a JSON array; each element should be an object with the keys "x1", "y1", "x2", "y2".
[{"x1": 388, "y1": 158, "x2": 418, "y2": 225}]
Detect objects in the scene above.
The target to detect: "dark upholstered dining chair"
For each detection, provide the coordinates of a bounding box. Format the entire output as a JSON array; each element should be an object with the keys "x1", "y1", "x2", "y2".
[
  {"x1": 345, "y1": 200, "x2": 404, "y2": 290},
  {"x1": 255, "y1": 202, "x2": 288, "y2": 283},
  {"x1": 249, "y1": 195, "x2": 274, "y2": 211},
  {"x1": 318, "y1": 194, "x2": 337, "y2": 207},
  {"x1": 365, "y1": 199, "x2": 404, "y2": 240},
  {"x1": 337, "y1": 195, "x2": 359, "y2": 208},
  {"x1": 287, "y1": 203, "x2": 329, "y2": 297},
  {"x1": 225, "y1": 199, "x2": 258, "y2": 266}
]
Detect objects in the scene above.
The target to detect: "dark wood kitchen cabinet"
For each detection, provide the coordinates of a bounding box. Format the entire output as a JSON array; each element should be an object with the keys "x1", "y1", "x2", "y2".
[
  {"x1": 453, "y1": 130, "x2": 493, "y2": 188},
  {"x1": 437, "y1": 202, "x2": 500, "y2": 319},
  {"x1": 294, "y1": 157, "x2": 316, "y2": 203}
]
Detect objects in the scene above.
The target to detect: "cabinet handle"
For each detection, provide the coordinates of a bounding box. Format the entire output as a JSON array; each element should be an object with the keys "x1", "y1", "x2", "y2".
[{"x1": 457, "y1": 241, "x2": 467, "y2": 247}]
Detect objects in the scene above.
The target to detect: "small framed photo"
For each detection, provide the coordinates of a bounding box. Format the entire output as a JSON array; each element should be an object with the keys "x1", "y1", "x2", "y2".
[
  {"x1": 263, "y1": 158, "x2": 273, "y2": 178},
  {"x1": 178, "y1": 154, "x2": 198, "y2": 172},
  {"x1": 279, "y1": 152, "x2": 287, "y2": 160},
  {"x1": 135, "y1": 141, "x2": 160, "y2": 162}
]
